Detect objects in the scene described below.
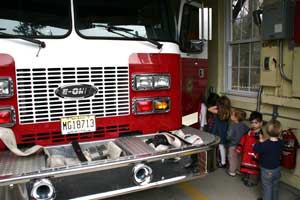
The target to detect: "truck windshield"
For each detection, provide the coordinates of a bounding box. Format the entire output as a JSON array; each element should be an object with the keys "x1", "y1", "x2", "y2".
[
  {"x1": 0, "y1": 0, "x2": 71, "y2": 38},
  {"x1": 74, "y1": 0, "x2": 175, "y2": 41}
]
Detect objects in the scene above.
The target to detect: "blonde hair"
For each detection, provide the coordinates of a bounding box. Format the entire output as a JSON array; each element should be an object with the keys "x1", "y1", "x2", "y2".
[
  {"x1": 266, "y1": 119, "x2": 282, "y2": 137},
  {"x1": 232, "y1": 108, "x2": 246, "y2": 122}
]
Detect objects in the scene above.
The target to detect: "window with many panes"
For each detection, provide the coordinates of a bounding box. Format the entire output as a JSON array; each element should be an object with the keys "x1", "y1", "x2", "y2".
[{"x1": 226, "y1": 0, "x2": 263, "y2": 94}]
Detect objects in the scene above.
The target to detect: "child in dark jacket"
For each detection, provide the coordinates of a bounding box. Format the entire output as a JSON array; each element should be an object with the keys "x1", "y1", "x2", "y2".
[
  {"x1": 209, "y1": 95, "x2": 231, "y2": 167},
  {"x1": 227, "y1": 109, "x2": 249, "y2": 176},
  {"x1": 236, "y1": 111, "x2": 263, "y2": 187},
  {"x1": 254, "y1": 119, "x2": 283, "y2": 200}
]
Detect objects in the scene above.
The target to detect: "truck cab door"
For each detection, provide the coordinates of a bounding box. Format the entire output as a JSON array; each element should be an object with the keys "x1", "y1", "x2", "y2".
[{"x1": 178, "y1": 0, "x2": 212, "y2": 126}]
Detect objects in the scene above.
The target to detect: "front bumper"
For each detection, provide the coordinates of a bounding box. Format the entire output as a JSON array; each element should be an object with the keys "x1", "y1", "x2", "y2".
[{"x1": 0, "y1": 127, "x2": 219, "y2": 199}]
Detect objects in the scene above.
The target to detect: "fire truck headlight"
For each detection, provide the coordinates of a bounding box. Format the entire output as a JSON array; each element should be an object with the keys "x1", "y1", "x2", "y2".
[
  {"x1": 132, "y1": 74, "x2": 170, "y2": 91},
  {"x1": 0, "y1": 107, "x2": 16, "y2": 127},
  {"x1": 0, "y1": 77, "x2": 13, "y2": 98},
  {"x1": 134, "y1": 75, "x2": 153, "y2": 90},
  {"x1": 153, "y1": 75, "x2": 170, "y2": 89}
]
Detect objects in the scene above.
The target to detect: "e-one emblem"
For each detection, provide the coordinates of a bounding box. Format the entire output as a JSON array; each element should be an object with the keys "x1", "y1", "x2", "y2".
[{"x1": 55, "y1": 84, "x2": 98, "y2": 99}]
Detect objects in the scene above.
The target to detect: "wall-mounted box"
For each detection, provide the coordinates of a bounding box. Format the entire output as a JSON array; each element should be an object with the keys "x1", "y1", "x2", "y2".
[
  {"x1": 260, "y1": 46, "x2": 281, "y2": 87},
  {"x1": 262, "y1": 0, "x2": 295, "y2": 41}
]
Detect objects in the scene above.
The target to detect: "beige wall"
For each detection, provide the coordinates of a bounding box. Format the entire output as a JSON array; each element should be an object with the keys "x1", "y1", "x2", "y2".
[
  {"x1": 207, "y1": 0, "x2": 300, "y2": 188},
  {"x1": 204, "y1": 0, "x2": 225, "y2": 93}
]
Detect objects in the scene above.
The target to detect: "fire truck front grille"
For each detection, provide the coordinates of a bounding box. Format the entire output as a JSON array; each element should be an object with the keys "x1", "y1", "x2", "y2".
[{"x1": 16, "y1": 67, "x2": 130, "y2": 124}]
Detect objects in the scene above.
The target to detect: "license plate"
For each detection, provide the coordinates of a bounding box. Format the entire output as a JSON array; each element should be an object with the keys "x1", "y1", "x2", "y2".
[{"x1": 61, "y1": 115, "x2": 96, "y2": 135}]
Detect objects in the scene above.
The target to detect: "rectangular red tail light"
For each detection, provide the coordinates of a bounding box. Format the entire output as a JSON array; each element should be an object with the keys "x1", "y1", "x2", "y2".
[
  {"x1": 0, "y1": 107, "x2": 15, "y2": 127},
  {"x1": 136, "y1": 100, "x2": 153, "y2": 113},
  {"x1": 0, "y1": 111, "x2": 11, "y2": 124}
]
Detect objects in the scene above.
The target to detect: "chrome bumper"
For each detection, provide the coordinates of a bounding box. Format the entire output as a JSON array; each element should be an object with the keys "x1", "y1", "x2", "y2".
[{"x1": 0, "y1": 127, "x2": 219, "y2": 200}]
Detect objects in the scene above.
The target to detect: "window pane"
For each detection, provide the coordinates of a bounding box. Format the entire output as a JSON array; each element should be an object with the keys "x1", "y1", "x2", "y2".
[
  {"x1": 232, "y1": 19, "x2": 241, "y2": 41},
  {"x1": 0, "y1": 0, "x2": 71, "y2": 38},
  {"x1": 231, "y1": 67, "x2": 239, "y2": 90},
  {"x1": 232, "y1": 0, "x2": 241, "y2": 20},
  {"x1": 240, "y1": 0, "x2": 250, "y2": 18},
  {"x1": 239, "y1": 68, "x2": 250, "y2": 91},
  {"x1": 241, "y1": 17, "x2": 251, "y2": 40},
  {"x1": 252, "y1": 0, "x2": 263, "y2": 10},
  {"x1": 233, "y1": 0, "x2": 250, "y2": 19},
  {"x1": 232, "y1": 45, "x2": 239, "y2": 67},
  {"x1": 240, "y1": 44, "x2": 249, "y2": 68},
  {"x1": 251, "y1": 42, "x2": 261, "y2": 67},
  {"x1": 179, "y1": 4, "x2": 200, "y2": 52},
  {"x1": 253, "y1": 22, "x2": 260, "y2": 39},
  {"x1": 250, "y1": 68, "x2": 260, "y2": 91},
  {"x1": 75, "y1": 0, "x2": 174, "y2": 41},
  {"x1": 252, "y1": 0, "x2": 263, "y2": 39}
]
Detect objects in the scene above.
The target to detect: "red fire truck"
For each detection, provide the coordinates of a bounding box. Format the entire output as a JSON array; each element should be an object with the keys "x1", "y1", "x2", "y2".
[{"x1": 0, "y1": 0, "x2": 218, "y2": 199}]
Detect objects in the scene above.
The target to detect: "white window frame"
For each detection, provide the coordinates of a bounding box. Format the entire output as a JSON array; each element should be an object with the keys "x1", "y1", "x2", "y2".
[{"x1": 224, "y1": 0, "x2": 262, "y2": 97}]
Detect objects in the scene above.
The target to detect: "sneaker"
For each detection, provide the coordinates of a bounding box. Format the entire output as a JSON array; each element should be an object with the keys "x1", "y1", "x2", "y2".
[
  {"x1": 226, "y1": 171, "x2": 236, "y2": 177},
  {"x1": 257, "y1": 198, "x2": 262, "y2": 200},
  {"x1": 244, "y1": 181, "x2": 256, "y2": 187}
]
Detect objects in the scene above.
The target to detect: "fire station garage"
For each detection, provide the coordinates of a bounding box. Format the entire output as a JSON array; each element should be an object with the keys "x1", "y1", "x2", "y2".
[{"x1": 0, "y1": 0, "x2": 300, "y2": 200}]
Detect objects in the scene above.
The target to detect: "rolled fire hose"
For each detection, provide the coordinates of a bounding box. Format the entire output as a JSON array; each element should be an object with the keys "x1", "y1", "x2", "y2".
[{"x1": 0, "y1": 127, "x2": 43, "y2": 156}]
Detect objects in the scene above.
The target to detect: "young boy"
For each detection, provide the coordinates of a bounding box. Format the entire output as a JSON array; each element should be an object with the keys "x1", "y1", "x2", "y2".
[
  {"x1": 227, "y1": 109, "x2": 249, "y2": 176},
  {"x1": 254, "y1": 119, "x2": 283, "y2": 200},
  {"x1": 236, "y1": 111, "x2": 263, "y2": 187}
]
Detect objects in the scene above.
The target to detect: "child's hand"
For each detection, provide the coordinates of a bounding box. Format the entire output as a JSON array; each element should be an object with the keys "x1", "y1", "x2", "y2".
[{"x1": 208, "y1": 106, "x2": 218, "y2": 114}]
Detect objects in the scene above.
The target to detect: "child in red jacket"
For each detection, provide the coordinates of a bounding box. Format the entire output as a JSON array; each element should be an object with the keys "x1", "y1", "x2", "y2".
[{"x1": 236, "y1": 111, "x2": 263, "y2": 187}]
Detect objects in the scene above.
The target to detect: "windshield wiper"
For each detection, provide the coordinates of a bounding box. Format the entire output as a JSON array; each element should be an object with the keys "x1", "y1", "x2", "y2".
[
  {"x1": 93, "y1": 24, "x2": 163, "y2": 49},
  {"x1": 0, "y1": 28, "x2": 46, "y2": 48}
]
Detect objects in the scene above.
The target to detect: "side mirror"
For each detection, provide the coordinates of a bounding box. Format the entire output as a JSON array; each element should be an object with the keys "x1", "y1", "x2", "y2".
[{"x1": 189, "y1": 40, "x2": 204, "y2": 53}]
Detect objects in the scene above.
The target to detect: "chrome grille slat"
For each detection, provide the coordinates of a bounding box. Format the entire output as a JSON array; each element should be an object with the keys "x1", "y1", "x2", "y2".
[{"x1": 16, "y1": 66, "x2": 130, "y2": 124}]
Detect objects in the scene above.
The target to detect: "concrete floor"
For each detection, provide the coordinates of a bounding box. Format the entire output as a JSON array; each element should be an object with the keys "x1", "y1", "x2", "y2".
[{"x1": 109, "y1": 169, "x2": 300, "y2": 200}]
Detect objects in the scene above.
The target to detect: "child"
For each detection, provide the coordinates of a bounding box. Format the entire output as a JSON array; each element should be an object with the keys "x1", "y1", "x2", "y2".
[
  {"x1": 209, "y1": 95, "x2": 231, "y2": 168},
  {"x1": 185, "y1": 93, "x2": 219, "y2": 169},
  {"x1": 254, "y1": 119, "x2": 283, "y2": 200},
  {"x1": 236, "y1": 111, "x2": 263, "y2": 187},
  {"x1": 227, "y1": 109, "x2": 249, "y2": 176}
]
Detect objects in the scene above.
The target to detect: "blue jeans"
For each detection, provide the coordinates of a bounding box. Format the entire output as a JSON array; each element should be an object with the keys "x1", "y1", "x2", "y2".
[{"x1": 261, "y1": 167, "x2": 281, "y2": 200}]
